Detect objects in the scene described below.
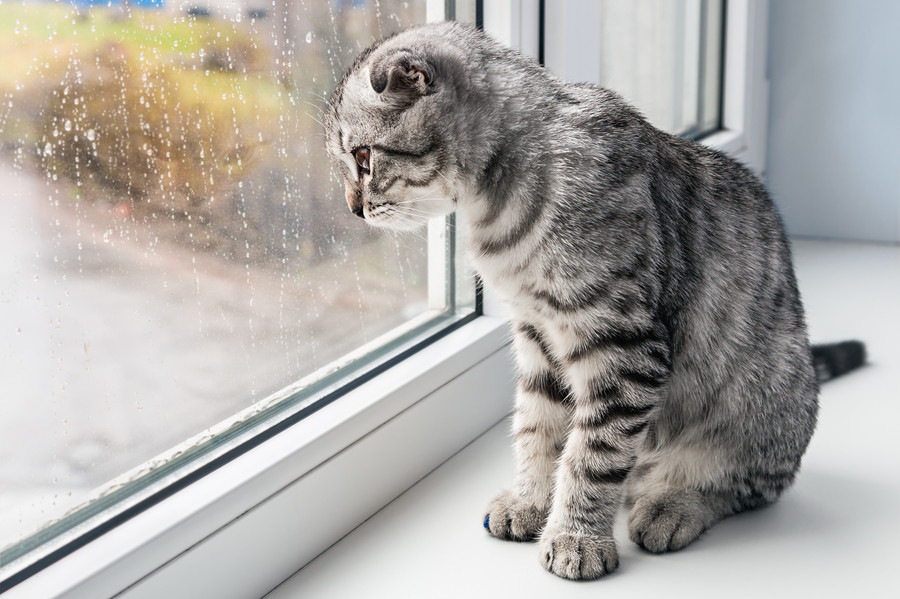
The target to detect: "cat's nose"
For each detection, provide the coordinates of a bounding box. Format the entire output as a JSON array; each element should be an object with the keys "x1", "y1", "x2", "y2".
[{"x1": 345, "y1": 184, "x2": 365, "y2": 218}]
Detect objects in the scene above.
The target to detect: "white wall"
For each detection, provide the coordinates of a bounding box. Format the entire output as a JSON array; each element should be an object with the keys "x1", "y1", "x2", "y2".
[{"x1": 766, "y1": 0, "x2": 900, "y2": 243}]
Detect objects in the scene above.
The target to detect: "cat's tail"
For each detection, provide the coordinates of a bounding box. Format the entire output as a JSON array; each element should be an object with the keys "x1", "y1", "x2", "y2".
[{"x1": 812, "y1": 340, "x2": 867, "y2": 383}]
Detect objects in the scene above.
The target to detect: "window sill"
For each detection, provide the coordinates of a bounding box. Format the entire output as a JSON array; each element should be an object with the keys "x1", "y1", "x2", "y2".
[
  {"x1": 701, "y1": 128, "x2": 745, "y2": 156},
  {"x1": 267, "y1": 239, "x2": 900, "y2": 598},
  {"x1": 5, "y1": 316, "x2": 515, "y2": 599}
]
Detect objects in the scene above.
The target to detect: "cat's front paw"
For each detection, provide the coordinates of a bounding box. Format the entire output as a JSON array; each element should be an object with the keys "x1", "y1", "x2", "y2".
[
  {"x1": 538, "y1": 529, "x2": 619, "y2": 580},
  {"x1": 484, "y1": 490, "x2": 547, "y2": 541}
]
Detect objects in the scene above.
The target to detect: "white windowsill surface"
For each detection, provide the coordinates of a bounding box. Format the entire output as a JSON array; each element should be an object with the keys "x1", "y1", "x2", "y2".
[{"x1": 266, "y1": 239, "x2": 900, "y2": 598}]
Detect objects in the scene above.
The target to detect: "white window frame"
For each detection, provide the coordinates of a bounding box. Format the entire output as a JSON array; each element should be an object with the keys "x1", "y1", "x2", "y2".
[
  {"x1": 545, "y1": 0, "x2": 769, "y2": 174},
  {"x1": 3, "y1": 2, "x2": 768, "y2": 597},
  {"x1": 700, "y1": 0, "x2": 770, "y2": 174}
]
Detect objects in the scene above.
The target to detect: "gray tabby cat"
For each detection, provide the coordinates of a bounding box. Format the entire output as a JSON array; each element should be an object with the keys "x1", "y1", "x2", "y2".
[{"x1": 324, "y1": 22, "x2": 865, "y2": 580}]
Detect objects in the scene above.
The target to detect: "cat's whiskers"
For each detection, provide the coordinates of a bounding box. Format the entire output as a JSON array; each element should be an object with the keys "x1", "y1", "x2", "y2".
[
  {"x1": 304, "y1": 110, "x2": 327, "y2": 130},
  {"x1": 397, "y1": 205, "x2": 438, "y2": 217},
  {"x1": 303, "y1": 99, "x2": 327, "y2": 115},
  {"x1": 307, "y1": 91, "x2": 330, "y2": 104},
  {"x1": 394, "y1": 197, "x2": 450, "y2": 204},
  {"x1": 397, "y1": 208, "x2": 452, "y2": 227},
  {"x1": 397, "y1": 205, "x2": 460, "y2": 228},
  {"x1": 385, "y1": 213, "x2": 429, "y2": 241},
  {"x1": 379, "y1": 204, "x2": 426, "y2": 225},
  {"x1": 387, "y1": 225, "x2": 426, "y2": 245},
  {"x1": 404, "y1": 228, "x2": 429, "y2": 243}
]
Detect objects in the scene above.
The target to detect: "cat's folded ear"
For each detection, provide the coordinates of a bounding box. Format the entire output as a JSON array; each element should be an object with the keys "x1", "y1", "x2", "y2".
[{"x1": 369, "y1": 49, "x2": 435, "y2": 104}]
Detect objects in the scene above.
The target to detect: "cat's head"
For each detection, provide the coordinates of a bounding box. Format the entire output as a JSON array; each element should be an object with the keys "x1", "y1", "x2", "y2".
[{"x1": 324, "y1": 24, "x2": 475, "y2": 230}]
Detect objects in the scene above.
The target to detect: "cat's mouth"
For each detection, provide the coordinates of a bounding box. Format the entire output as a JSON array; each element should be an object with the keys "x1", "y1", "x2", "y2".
[
  {"x1": 351, "y1": 184, "x2": 458, "y2": 230},
  {"x1": 364, "y1": 201, "x2": 429, "y2": 230},
  {"x1": 363, "y1": 197, "x2": 457, "y2": 230}
]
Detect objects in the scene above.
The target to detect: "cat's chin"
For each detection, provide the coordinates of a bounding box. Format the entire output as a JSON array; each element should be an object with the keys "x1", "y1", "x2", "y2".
[{"x1": 364, "y1": 214, "x2": 428, "y2": 232}]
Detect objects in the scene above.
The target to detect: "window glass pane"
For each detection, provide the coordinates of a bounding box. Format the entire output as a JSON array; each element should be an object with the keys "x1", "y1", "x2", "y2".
[
  {"x1": 598, "y1": 0, "x2": 723, "y2": 136},
  {"x1": 0, "y1": 0, "x2": 470, "y2": 573}
]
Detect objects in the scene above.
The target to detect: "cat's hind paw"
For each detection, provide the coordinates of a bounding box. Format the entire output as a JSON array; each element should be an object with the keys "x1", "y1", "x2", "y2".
[
  {"x1": 538, "y1": 529, "x2": 619, "y2": 580},
  {"x1": 627, "y1": 491, "x2": 712, "y2": 553},
  {"x1": 484, "y1": 490, "x2": 546, "y2": 541}
]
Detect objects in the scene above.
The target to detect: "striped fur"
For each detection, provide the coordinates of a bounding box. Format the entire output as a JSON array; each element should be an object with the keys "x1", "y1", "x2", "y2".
[{"x1": 325, "y1": 23, "x2": 865, "y2": 581}]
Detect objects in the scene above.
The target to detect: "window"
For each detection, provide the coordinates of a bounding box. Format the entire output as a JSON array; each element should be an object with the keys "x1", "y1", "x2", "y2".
[
  {"x1": 595, "y1": 0, "x2": 724, "y2": 138},
  {"x1": 0, "y1": 0, "x2": 476, "y2": 591},
  {"x1": 2, "y1": 1, "x2": 769, "y2": 597},
  {"x1": 542, "y1": 0, "x2": 766, "y2": 169},
  {"x1": 543, "y1": 0, "x2": 724, "y2": 137}
]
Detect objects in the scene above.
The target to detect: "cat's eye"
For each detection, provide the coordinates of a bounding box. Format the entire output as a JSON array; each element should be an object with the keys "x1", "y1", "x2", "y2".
[{"x1": 353, "y1": 146, "x2": 371, "y2": 174}]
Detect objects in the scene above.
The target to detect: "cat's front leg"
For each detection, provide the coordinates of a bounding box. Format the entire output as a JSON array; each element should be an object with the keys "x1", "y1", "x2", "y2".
[
  {"x1": 485, "y1": 323, "x2": 571, "y2": 542},
  {"x1": 538, "y1": 323, "x2": 669, "y2": 580}
]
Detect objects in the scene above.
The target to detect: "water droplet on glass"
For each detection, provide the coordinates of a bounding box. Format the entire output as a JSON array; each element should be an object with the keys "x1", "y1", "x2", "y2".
[
  {"x1": 64, "y1": 120, "x2": 72, "y2": 132},
  {"x1": 305, "y1": 31, "x2": 313, "y2": 44}
]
